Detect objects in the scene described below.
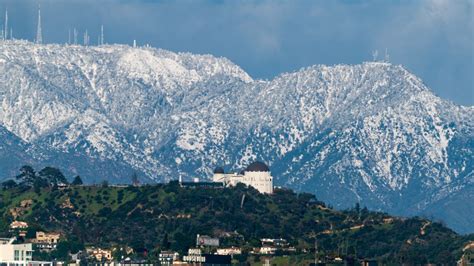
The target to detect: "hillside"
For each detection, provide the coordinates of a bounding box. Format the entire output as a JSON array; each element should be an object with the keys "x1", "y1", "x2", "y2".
[
  {"x1": 0, "y1": 181, "x2": 472, "y2": 264},
  {"x1": 0, "y1": 40, "x2": 473, "y2": 233}
]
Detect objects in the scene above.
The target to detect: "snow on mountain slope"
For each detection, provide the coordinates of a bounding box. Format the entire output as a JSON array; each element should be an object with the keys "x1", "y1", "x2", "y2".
[
  {"x1": 0, "y1": 124, "x2": 37, "y2": 178},
  {"x1": 0, "y1": 40, "x2": 472, "y2": 233}
]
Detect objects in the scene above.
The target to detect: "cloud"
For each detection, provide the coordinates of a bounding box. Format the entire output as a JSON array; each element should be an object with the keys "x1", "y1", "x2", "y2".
[{"x1": 368, "y1": 0, "x2": 473, "y2": 105}]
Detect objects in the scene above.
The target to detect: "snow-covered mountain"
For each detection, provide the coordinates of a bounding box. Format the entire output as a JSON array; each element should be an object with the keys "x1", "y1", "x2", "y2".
[{"x1": 0, "y1": 40, "x2": 473, "y2": 233}]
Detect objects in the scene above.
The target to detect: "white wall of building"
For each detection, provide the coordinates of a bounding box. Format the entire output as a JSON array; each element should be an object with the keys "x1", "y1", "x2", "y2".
[
  {"x1": 242, "y1": 171, "x2": 273, "y2": 194},
  {"x1": 0, "y1": 243, "x2": 33, "y2": 262},
  {"x1": 213, "y1": 170, "x2": 273, "y2": 194},
  {"x1": 212, "y1": 173, "x2": 226, "y2": 183}
]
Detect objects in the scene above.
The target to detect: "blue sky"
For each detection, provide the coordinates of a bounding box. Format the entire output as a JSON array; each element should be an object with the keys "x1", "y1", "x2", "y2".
[{"x1": 1, "y1": 0, "x2": 473, "y2": 105}]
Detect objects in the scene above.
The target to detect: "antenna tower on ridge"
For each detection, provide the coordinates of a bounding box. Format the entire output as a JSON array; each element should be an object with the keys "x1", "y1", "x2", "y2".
[{"x1": 36, "y1": 5, "x2": 43, "y2": 44}]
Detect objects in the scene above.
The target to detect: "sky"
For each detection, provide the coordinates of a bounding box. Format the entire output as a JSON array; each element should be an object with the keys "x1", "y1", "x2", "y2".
[{"x1": 0, "y1": 0, "x2": 473, "y2": 105}]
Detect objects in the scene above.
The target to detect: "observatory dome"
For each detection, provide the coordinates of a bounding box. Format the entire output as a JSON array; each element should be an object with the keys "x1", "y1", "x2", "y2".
[{"x1": 245, "y1": 161, "x2": 270, "y2": 172}]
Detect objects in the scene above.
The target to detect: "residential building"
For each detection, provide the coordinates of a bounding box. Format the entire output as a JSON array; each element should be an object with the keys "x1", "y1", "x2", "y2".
[
  {"x1": 213, "y1": 161, "x2": 273, "y2": 194},
  {"x1": 196, "y1": 234, "x2": 219, "y2": 247},
  {"x1": 459, "y1": 252, "x2": 474, "y2": 266},
  {"x1": 183, "y1": 249, "x2": 231, "y2": 266},
  {"x1": 70, "y1": 251, "x2": 86, "y2": 266},
  {"x1": 116, "y1": 259, "x2": 153, "y2": 266},
  {"x1": 258, "y1": 246, "x2": 277, "y2": 255},
  {"x1": 35, "y1": 242, "x2": 58, "y2": 253},
  {"x1": 215, "y1": 247, "x2": 241, "y2": 256},
  {"x1": 158, "y1": 251, "x2": 179, "y2": 265},
  {"x1": 464, "y1": 242, "x2": 474, "y2": 251},
  {"x1": 33, "y1": 232, "x2": 61, "y2": 252},
  {"x1": 459, "y1": 242, "x2": 474, "y2": 266},
  {"x1": 183, "y1": 249, "x2": 205, "y2": 264},
  {"x1": 260, "y1": 238, "x2": 288, "y2": 247},
  {"x1": 0, "y1": 237, "x2": 52, "y2": 266},
  {"x1": 18, "y1": 230, "x2": 27, "y2": 238},
  {"x1": 9, "y1": 221, "x2": 28, "y2": 229},
  {"x1": 87, "y1": 248, "x2": 113, "y2": 261},
  {"x1": 0, "y1": 238, "x2": 33, "y2": 262}
]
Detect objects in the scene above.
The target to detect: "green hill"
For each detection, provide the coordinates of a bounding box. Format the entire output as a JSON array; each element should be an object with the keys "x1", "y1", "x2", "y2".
[{"x1": 0, "y1": 173, "x2": 472, "y2": 264}]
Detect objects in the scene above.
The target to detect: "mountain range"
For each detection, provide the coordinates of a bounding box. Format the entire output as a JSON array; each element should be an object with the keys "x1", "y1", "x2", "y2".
[{"x1": 0, "y1": 40, "x2": 473, "y2": 233}]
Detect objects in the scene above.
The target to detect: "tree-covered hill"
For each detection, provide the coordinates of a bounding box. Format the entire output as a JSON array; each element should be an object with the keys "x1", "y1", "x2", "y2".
[{"x1": 0, "y1": 167, "x2": 472, "y2": 264}]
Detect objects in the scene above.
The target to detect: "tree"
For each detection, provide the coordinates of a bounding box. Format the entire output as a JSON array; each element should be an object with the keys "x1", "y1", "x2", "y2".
[
  {"x1": 1, "y1": 180, "x2": 17, "y2": 189},
  {"x1": 98, "y1": 207, "x2": 112, "y2": 217},
  {"x1": 360, "y1": 206, "x2": 369, "y2": 220},
  {"x1": 51, "y1": 240, "x2": 84, "y2": 261},
  {"x1": 16, "y1": 165, "x2": 38, "y2": 186},
  {"x1": 72, "y1": 176, "x2": 83, "y2": 186},
  {"x1": 38, "y1": 167, "x2": 68, "y2": 186},
  {"x1": 131, "y1": 172, "x2": 140, "y2": 186},
  {"x1": 26, "y1": 227, "x2": 37, "y2": 239},
  {"x1": 355, "y1": 203, "x2": 360, "y2": 213},
  {"x1": 161, "y1": 233, "x2": 170, "y2": 250}
]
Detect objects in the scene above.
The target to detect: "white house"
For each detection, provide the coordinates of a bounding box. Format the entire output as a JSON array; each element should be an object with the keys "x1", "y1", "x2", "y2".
[
  {"x1": 0, "y1": 237, "x2": 53, "y2": 266},
  {"x1": 9, "y1": 221, "x2": 28, "y2": 229},
  {"x1": 158, "y1": 251, "x2": 180, "y2": 265},
  {"x1": 215, "y1": 247, "x2": 242, "y2": 256},
  {"x1": 213, "y1": 161, "x2": 273, "y2": 194}
]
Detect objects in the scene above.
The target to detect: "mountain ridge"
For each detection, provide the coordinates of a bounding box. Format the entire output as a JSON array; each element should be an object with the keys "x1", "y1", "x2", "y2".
[{"x1": 0, "y1": 40, "x2": 472, "y2": 233}]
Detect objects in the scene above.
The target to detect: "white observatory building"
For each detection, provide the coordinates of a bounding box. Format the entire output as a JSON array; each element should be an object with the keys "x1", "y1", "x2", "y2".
[{"x1": 212, "y1": 161, "x2": 273, "y2": 194}]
